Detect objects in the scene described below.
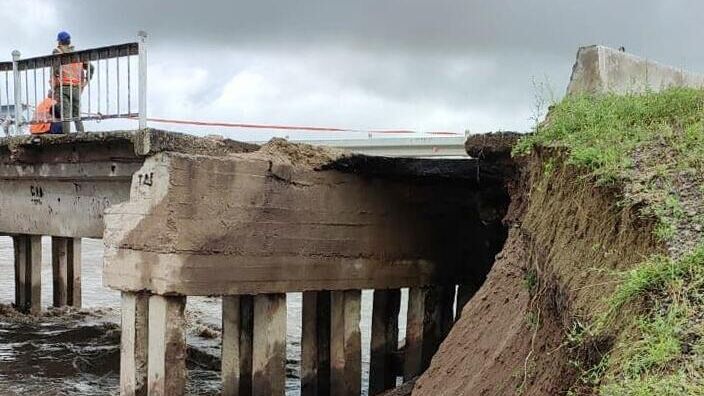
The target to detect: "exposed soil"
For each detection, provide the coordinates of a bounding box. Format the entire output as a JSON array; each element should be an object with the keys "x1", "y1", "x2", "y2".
[
  {"x1": 625, "y1": 135, "x2": 704, "y2": 259},
  {"x1": 412, "y1": 149, "x2": 662, "y2": 395},
  {"x1": 464, "y1": 131, "x2": 521, "y2": 160},
  {"x1": 250, "y1": 137, "x2": 346, "y2": 168}
]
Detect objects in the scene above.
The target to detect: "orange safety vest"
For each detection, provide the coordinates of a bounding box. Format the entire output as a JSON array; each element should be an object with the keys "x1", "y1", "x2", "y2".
[
  {"x1": 30, "y1": 97, "x2": 57, "y2": 134},
  {"x1": 53, "y1": 63, "x2": 83, "y2": 87}
]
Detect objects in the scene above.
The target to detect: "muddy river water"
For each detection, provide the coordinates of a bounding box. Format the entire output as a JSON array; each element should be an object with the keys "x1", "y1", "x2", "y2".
[{"x1": 0, "y1": 237, "x2": 409, "y2": 395}]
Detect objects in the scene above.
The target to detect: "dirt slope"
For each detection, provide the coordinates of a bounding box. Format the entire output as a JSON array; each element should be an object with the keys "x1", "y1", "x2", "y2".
[{"x1": 413, "y1": 149, "x2": 661, "y2": 395}]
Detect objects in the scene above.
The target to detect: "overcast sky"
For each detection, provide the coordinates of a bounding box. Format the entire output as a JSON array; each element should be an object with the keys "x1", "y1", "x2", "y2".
[{"x1": 0, "y1": 0, "x2": 701, "y2": 140}]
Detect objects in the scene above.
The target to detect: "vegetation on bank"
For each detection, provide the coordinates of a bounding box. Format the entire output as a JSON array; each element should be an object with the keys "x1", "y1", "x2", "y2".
[
  {"x1": 513, "y1": 88, "x2": 704, "y2": 395},
  {"x1": 595, "y1": 246, "x2": 704, "y2": 395},
  {"x1": 513, "y1": 87, "x2": 704, "y2": 184}
]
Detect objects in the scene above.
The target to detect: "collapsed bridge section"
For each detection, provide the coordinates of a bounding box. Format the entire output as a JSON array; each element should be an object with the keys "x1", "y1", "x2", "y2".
[{"x1": 104, "y1": 134, "x2": 517, "y2": 395}]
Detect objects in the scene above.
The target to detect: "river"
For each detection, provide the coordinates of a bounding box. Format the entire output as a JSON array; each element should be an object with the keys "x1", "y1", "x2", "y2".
[{"x1": 0, "y1": 237, "x2": 409, "y2": 395}]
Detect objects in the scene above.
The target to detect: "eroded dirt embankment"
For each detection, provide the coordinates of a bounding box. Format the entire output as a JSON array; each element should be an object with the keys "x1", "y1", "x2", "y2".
[{"x1": 412, "y1": 148, "x2": 661, "y2": 395}]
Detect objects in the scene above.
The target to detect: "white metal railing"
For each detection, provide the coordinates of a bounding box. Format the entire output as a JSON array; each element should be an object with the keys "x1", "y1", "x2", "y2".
[{"x1": 0, "y1": 31, "x2": 147, "y2": 136}]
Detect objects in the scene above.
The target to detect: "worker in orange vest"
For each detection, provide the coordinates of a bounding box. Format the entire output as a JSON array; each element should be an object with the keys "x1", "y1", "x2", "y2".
[
  {"x1": 30, "y1": 91, "x2": 62, "y2": 135},
  {"x1": 52, "y1": 31, "x2": 94, "y2": 133}
]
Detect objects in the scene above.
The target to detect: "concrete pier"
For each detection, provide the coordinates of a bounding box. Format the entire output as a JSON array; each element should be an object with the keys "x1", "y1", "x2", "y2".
[
  {"x1": 252, "y1": 294, "x2": 287, "y2": 396},
  {"x1": 302, "y1": 291, "x2": 331, "y2": 396},
  {"x1": 369, "y1": 289, "x2": 401, "y2": 395},
  {"x1": 51, "y1": 237, "x2": 82, "y2": 307},
  {"x1": 120, "y1": 292, "x2": 150, "y2": 396},
  {"x1": 404, "y1": 286, "x2": 454, "y2": 381},
  {"x1": 330, "y1": 290, "x2": 362, "y2": 396},
  {"x1": 13, "y1": 234, "x2": 42, "y2": 314},
  {"x1": 147, "y1": 295, "x2": 187, "y2": 396}
]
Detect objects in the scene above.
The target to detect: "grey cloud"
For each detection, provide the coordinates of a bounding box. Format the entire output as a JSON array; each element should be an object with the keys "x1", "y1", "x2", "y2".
[
  {"x1": 60, "y1": 0, "x2": 702, "y2": 58},
  {"x1": 4, "y1": 0, "x2": 703, "y2": 135}
]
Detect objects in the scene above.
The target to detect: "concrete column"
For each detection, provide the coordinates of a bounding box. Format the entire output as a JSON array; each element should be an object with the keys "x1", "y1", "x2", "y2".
[
  {"x1": 221, "y1": 296, "x2": 254, "y2": 396},
  {"x1": 13, "y1": 236, "x2": 25, "y2": 309},
  {"x1": 330, "y1": 290, "x2": 361, "y2": 396},
  {"x1": 67, "y1": 238, "x2": 82, "y2": 307},
  {"x1": 403, "y1": 286, "x2": 454, "y2": 381},
  {"x1": 222, "y1": 296, "x2": 241, "y2": 396},
  {"x1": 222, "y1": 295, "x2": 255, "y2": 396},
  {"x1": 252, "y1": 293, "x2": 287, "y2": 396},
  {"x1": 301, "y1": 290, "x2": 331, "y2": 396},
  {"x1": 52, "y1": 237, "x2": 68, "y2": 307},
  {"x1": 404, "y1": 287, "x2": 426, "y2": 381},
  {"x1": 13, "y1": 235, "x2": 42, "y2": 314},
  {"x1": 369, "y1": 289, "x2": 401, "y2": 395},
  {"x1": 241, "y1": 295, "x2": 254, "y2": 395},
  {"x1": 52, "y1": 237, "x2": 82, "y2": 308},
  {"x1": 148, "y1": 295, "x2": 187, "y2": 396},
  {"x1": 120, "y1": 292, "x2": 149, "y2": 396}
]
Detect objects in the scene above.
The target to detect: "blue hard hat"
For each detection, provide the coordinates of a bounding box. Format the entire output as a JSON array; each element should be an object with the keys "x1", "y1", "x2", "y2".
[{"x1": 57, "y1": 31, "x2": 71, "y2": 43}]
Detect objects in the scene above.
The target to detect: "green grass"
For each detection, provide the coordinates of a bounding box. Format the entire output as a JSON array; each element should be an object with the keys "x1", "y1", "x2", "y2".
[
  {"x1": 514, "y1": 88, "x2": 704, "y2": 395},
  {"x1": 524, "y1": 268, "x2": 538, "y2": 293},
  {"x1": 600, "y1": 373, "x2": 696, "y2": 396},
  {"x1": 605, "y1": 246, "x2": 704, "y2": 320},
  {"x1": 513, "y1": 87, "x2": 704, "y2": 185},
  {"x1": 584, "y1": 245, "x2": 704, "y2": 395}
]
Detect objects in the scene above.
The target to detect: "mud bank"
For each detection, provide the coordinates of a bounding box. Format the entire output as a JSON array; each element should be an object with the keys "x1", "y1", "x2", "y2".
[{"x1": 412, "y1": 148, "x2": 661, "y2": 395}]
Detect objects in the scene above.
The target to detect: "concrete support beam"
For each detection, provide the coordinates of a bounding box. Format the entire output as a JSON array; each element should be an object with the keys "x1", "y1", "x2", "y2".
[
  {"x1": 330, "y1": 290, "x2": 361, "y2": 396},
  {"x1": 222, "y1": 295, "x2": 257, "y2": 396},
  {"x1": 52, "y1": 237, "x2": 82, "y2": 307},
  {"x1": 252, "y1": 293, "x2": 287, "y2": 396},
  {"x1": 13, "y1": 234, "x2": 42, "y2": 313},
  {"x1": 301, "y1": 291, "x2": 331, "y2": 396},
  {"x1": 120, "y1": 292, "x2": 150, "y2": 396},
  {"x1": 0, "y1": 130, "x2": 258, "y2": 239},
  {"x1": 369, "y1": 289, "x2": 401, "y2": 395},
  {"x1": 404, "y1": 286, "x2": 455, "y2": 381},
  {"x1": 147, "y1": 295, "x2": 187, "y2": 396},
  {"x1": 104, "y1": 150, "x2": 501, "y2": 296},
  {"x1": 0, "y1": 178, "x2": 132, "y2": 239}
]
